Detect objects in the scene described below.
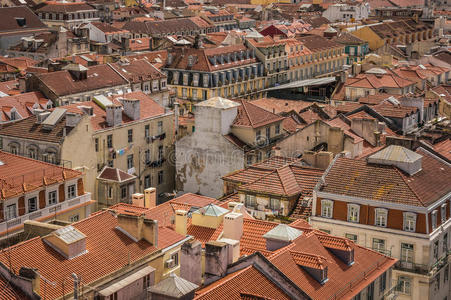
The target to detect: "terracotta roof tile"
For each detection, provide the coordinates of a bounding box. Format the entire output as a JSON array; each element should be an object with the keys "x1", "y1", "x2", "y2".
[
  {"x1": 433, "y1": 139, "x2": 451, "y2": 161},
  {"x1": 232, "y1": 100, "x2": 284, "y2": 128},
  {"x1": 0, "y1": 276, "x2": 30, "y2": 299}
]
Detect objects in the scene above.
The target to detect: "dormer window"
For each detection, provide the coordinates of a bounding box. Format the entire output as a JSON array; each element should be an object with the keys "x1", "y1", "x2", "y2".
[
  {"x1": 403, "y1": 212, "x2": 417, "y2": 232},
  {"x1": 375, "y1": 208, "x2": 388, "y2": 227},
  {"x1": 347, "y1": 204, "x2": 360, "y2": 223}
]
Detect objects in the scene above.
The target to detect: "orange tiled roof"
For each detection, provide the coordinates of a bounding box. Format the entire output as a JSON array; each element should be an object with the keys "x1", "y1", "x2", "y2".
[
  {"x1": 433, "y1": 139, "x2": 451, "y2": 161},
  {"x1": 0, "y1": 210, "x2": 185, "y2": 300},
  {"x1": 0, "y1": 151, "x2": 81, "y2": 200},
  {"x1": 232, "y1": 100, "x2": 284, "y2": 129},
  {"x1": 0, "y1": 276, "x2": 29, "y2": 300}
]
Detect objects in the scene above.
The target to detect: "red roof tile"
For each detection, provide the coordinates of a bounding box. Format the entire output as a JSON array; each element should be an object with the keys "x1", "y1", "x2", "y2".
[{"x1": 232, "y1": 100, "x2": 284, "y2": 129}]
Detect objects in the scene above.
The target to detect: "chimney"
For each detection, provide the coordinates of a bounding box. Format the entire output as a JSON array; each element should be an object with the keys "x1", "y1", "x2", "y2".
[
  {"x1": 105, "y1": 104, "x2": 122, "y2": 127},
  {"x1": 222, "y1": 212, "x2": 243, "y2": 241},
  {"x1": 65, "y1": 112, "x2": 82, "y2": 127},
  {"x1": 18, "y1": 267, "x2": 40, "y2": 297},
  {"x1": 132, "y1": 193, "x2": 144, "y2": 207},
  {"x1": 120, "y1": 98, "x2": 140, "y2": 121},
  {"x1": 175, "y1": 209, "x2": 187, "y2": 236},
  {"x1": 316, "y1": 151, "x2": 333, "y2": 170},
  {"x1": 116, "y1": 214, "x2": 158, "y2": 246},
  {"x1": 79, "y1": 106, "x2": 94, "y2": 116},
  {"x1": 205, "y1": 241, "x2": 229, "y2": 278},
  {"x1": 180, "y1": 240, "x2": 202, "y2": 285},
  {"x1": 144, "y1": 187, "x2": 157, "y2": 208},
  {"x1": 272, "y1": 146, "x2": 281, "y2": 157}
]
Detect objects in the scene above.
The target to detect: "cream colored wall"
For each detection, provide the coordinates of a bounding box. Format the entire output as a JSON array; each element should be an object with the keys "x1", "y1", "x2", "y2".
[
  {"x1": 231, "y1": 126, "x2": 256, "y2": 145},
  {"x1": 61, "y1": 116, "x2": 97, "y2": 197}
]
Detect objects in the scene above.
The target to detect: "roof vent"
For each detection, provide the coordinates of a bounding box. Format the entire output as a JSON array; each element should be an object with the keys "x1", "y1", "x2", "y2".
[
  {"x1": 368, "y1": 145, "x2": 422, "y2": 175},
  {"x1": 192, "y1": 204, "x2": 229, "y2": 229},
  {"x1": 43, "y1": 226, "x2": 87, "y2": 259}
]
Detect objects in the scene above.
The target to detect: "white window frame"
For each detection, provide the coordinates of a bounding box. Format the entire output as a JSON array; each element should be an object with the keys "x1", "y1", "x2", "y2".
[
  {"x1": 375, "y1": 208, "x2": 388, "y2": 227},
  {"x1": 48, "y1": 190, "x2": 57, "y2": 205},
  {"x1": 432, "y1": 210, "x2": 438, "y2": 230},
  {"x1": 347, "y1": 203, "x2": 360, "y2": 223},
  {"x1": 403, "y1": 212, "x2": 417, "y2": 232},
  {"x1": 67, "y1": 184, "x2": 76, "y2": 199},
  {"x1": 27, "y1": 196, "x2": 38, "y2": 213},
  {"x1": 321, "y1": 199, "x2": 333, "y2": 218}
]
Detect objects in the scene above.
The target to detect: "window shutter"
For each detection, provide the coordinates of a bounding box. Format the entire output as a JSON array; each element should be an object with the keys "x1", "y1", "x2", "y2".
[
  {"x1": 77, "y1": 178, "x2": 84, "y2": 196},
  {"x1": 18, "y1": 196, "x2": 25, "y2": 216},
  {"x1": 59, "y1": 184, "x2": 65, "y2": 203},
  {"x1": 0, "y1": 202, "x2": 3, "y2": 221},
  {"x1": 39, "y1": 190, "x2": 46, "y2": 209}
]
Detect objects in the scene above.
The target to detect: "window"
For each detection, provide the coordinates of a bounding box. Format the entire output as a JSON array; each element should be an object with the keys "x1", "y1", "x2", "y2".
[
  {"x1": 256, "y1": 130, "x2": 261, "y2": 140},
  {"x1": 320, "y1": 229, "x2": 331, "y2": 234},
  {"x1": 158, "y1": 170, "x2": 164, "y2": 185},
  {"x1": 275, "y1": 124, "x2": 280, "y2": 135},
  {"x1": 441, "y1": 203, "x2": 447, "y2": 223},
  {"x1": 403, "y1": 212, "x2": 417, "y2": 232},
  {"x1": 372, "y1": 238, "x2": 385, "y2": 253},
  {"x1": 367, "y1": 282, "x2": 374, "y2": 300},
  {"x1": 345, "y1": 233, "x2": 357, "y2": 243},
  {"x1": 108, "y1": 186, "x2": 113, "y2": 199},
  {"x1": 396, "y1": 276, "x2": 411, "y2": 295},
  {"x1": 28, "y1": 197, "x2": 37, "y2": 213},
  {"x1": 380, "y1": 272, "x2": 386, "y2": 293},
  {"x1": 432, "y1": 210, "x2": 438, "y2": 230},
  {"x1": 68, "y1": 184, "x2": 76, "y2": 199},
  {"x1": 145, "y1": 149, "x2": 151, "y2": 164},
  {"x1": 270, "y1": 198, "x2": 280, "y2": 210},
  {"x1": 107, "y1": 134, "x2": 113, "y2": 148},
  {"x1": 120, "y1": 186, "x2": 127, "y2": 199},
  {"x1": 127, "y1": 154, "x2": 134, "y2": 169},
  {"x1": 95, "y1": 138, "x2": 99, "y2": 152},
  {"x1": 434, "y1": 240, "x2": 439, "y2": 259},
  {"x1": 444, "y1": 233, "x2": 448, "y2": 253},
  {"x1": 158, "y1": 121, "x2": 163, "y2": 135},
  {"x1": 266, "y1": 127, "x2": 270, "y2": 138},
  {"x1": 145, "y1": 124, "x2": 150, "y2": 138},
  {"x1": 401, "y1": 243, "x2": 414, "y2": 263},
  {"x1": 5, "y1": 204, "x2": 16, "y2": 220},
  {"x1": 445, "y1": 265, "x2": 449, "y2": 283},
  {"x1": 158, "y1": 146, "x2": 163, "y2": 161},
  {"x1": 144, "y1": 175, "x2": 151, "y2": 189},
  {"x1": 245, "y1": 194, "x2": 256, "y2": 208},
  {"x1": 28, "y1": 148, "x2": 37, "y2": 159},
  {"x1": 127, "y1": 129, "x2": 133, "y2": 143},
  {"x1": 434, "y1": 273, "x2": 440, "y2": 292},
  {"x1": 246, "y1": 155, "x2": 252, "y2": 165},
  {"x1": 347, "y1": 204, "x2": 360, "y2": 223},
  {"x1": 70, "y1": 214, "x2": 79, "y2": 222},
  {"x1": 171, "y1": 252, "x2": 179, "y2": 266},
  {"x1": 321, "y1": 200, "x2": 333, "y2": 218},
  {"x1": 48, "y1": 191, "x2": 57, "y2": 205},
  {"x1": 143, "y1": 274, "x2": 151, "y2": 289},
  {"x1": 375, "y1": 208, "x2": 388, "y2": 227}
]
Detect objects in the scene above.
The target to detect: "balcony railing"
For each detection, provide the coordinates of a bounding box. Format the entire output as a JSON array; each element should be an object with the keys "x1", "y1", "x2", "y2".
[
  {"x1": 0, "y1": 193, "x2": 92, "y2": 234},
  {"x1": 395, "y1": 260, "x2": 429, "y2": 275}
]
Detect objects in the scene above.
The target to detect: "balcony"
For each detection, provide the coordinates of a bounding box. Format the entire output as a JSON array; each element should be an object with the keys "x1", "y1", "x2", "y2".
[
  {"x1": 146, "y1": 158, "x2": 166, "y2": 168},
  {"x1": 0, "y1": 193, "x2": 92, "y2": 234},
  {"x1": 146, "y1": 133, "x2": 166, "y2": 143},
  {"x1": 394, "y1": 260, "x2": 429, "y2": 275}
]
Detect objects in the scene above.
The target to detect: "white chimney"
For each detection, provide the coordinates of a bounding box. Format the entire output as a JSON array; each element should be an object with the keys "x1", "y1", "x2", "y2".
[
  {"x1": 105, "y1": 104, "x2": 122, "y2": 127},
  {"x1": 120, "y1": 98, "x2": 140, "y2": 121},
  {"x1": 222, "y1": 212, "x2": 243, "y2": 241}
]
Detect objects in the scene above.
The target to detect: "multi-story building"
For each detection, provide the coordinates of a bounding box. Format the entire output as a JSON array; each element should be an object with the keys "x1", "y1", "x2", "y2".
[
  {"x1": 0, "y1": 92, "x2": 53, "y2": 123},
  {"x1": 0, "y1": 91, "x2": 175, "y2": 206},
  {"x1": 311, "y1": 145, "x2": 451, "y2": 300},
  {"x1": 35, "y1": 1, "x2": 100, "y2": 29},
  {"x1": 164, "y1": 45, "x2": 266, "y2": 106},
  {"x1": 246, "y1": 35, "x2": 289, "y2": 87},
  {"x1": 202, "y1": 9, "x2": 237, "y2": 32},
  {"x1": 322, "y1": 3, "x2": 370, "y2": 22},
  {"x1": 297, "y1": 34, "x2": 347, "y2": 79},
  {"x1": 176, "y1": 97, "x2": 286, "y2": 198},
  {"x1": 0, "y1": 151, "x2": 94, "y2": 238}
]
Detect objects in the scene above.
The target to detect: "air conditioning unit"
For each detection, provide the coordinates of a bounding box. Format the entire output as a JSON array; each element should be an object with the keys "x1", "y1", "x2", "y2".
[{"x1": 165, "y1": 258, "x2": 175, "y2": 269}]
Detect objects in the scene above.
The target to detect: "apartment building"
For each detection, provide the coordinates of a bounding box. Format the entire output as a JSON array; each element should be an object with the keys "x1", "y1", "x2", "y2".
[
  {"x1": 164, "y1": 44, "x2": 266, "y2": 107},
  {"x1": 0, "y1": 151, "x2": 94, "y2": 238},
  {"x1": 0, "y1": 91, "x2": 175, "y2": 206},
  {"x1": 311, "y1": 145, "x2": 451, "y2": 300},
  {"x1": 0, "y1": 92, "x2": 52, "y2": 123}
]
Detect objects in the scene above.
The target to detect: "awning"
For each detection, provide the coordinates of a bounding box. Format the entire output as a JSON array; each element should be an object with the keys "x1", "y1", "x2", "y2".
[
  {"x1": 264, "y1": 77, "x2": 336, "y2": 92},
  {"x1": 98, "y1": 265, "x2": 156, "y2": 296}
]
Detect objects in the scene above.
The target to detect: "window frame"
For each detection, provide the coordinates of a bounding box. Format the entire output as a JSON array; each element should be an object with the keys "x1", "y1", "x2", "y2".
[
  {"x1": 375, "y1": 208, "x2": 388, "y2": 227},
  {"x1": 67, "y1": 184, "x2": 76, "y2": 199},
  {"x1": 48, "y1": 190, "x2": 57, "y2": 205},
  {"x1": 321, "y1": 199, "x2": 333, "y2": 218},
  {"x1": 403, "y1": 212, "x2": 417, "y2": 232},
  {"x1": 347, "y1": 203, "x2": 360, "y2": 223}
]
